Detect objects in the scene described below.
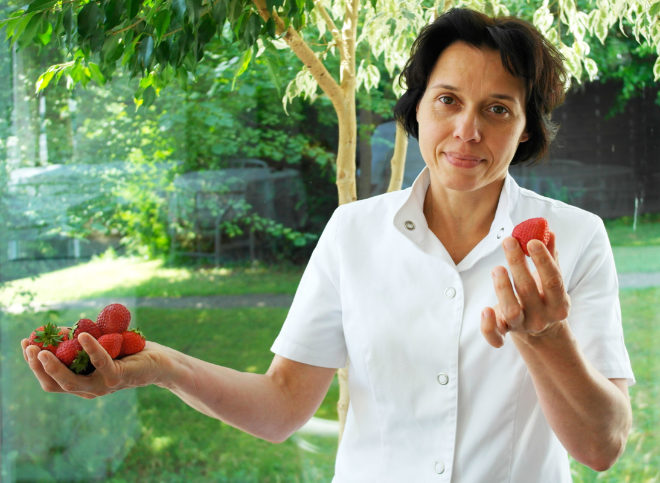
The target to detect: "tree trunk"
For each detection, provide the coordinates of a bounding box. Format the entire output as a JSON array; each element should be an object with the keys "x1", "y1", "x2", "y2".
[
  {"x1": 357, "y1": 108, "x2": 374, "y2": 199},
  {"x1": 387, "y1": 122, "x2": 408, "y2": 192},
  {"x1": 253, "y1": 0, "x2": 358, "y2": 444}
]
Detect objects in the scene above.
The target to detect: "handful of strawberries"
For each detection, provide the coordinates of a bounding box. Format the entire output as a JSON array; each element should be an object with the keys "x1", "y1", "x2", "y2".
[{"x1": 27, "y1": 303, "x2": 146, "y2": 374}]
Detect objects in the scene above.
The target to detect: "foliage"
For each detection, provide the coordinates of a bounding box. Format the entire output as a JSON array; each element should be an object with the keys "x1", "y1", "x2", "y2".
[{"x1": 1, "y1": 0, "x2": 658, "y2": 102}]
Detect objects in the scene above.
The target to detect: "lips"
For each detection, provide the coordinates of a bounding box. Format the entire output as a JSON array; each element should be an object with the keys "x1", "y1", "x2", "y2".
[{"x1": 443, "y1": 151, "x2": 484, "y2": 168}]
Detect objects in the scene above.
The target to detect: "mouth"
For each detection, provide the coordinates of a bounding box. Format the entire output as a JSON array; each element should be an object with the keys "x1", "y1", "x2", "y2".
[{"x1": 443, "y1": 151, "x2": 484, "y2": 168}]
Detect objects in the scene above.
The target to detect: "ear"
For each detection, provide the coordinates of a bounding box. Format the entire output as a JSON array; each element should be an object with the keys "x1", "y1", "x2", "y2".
[{"x1": 519, "y1": 131, "x2": 529, "y2": 143}]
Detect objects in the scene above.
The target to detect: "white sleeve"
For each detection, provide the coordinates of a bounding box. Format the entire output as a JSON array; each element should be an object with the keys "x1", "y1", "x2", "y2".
[
  {"x1": 566, "y1": 218, "x2": 635, "y2": 385},
  {"x1": 270, "y1": 208, "x2": 347, "y2": 368}
]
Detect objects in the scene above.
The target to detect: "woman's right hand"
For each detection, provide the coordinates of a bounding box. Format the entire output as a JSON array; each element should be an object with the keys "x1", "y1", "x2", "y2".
[{"x1": 21, "y1": 332, "x2": 166, "y2": 399}]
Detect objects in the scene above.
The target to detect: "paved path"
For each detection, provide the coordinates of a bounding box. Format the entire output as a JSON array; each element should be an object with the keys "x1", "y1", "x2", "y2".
[{"x1": 617, "y1": 272, "x2": 660, "y2": 289}]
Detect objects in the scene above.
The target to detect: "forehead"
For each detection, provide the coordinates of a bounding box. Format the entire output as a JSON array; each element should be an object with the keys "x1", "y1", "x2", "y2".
[{"x1": 426, "y1": 41, "x2": 526, "y2": 101}]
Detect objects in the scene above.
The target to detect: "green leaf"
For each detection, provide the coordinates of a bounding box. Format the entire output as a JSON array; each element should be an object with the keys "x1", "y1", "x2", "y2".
[
  {"x1": 26, "y1": 0, "x2": 57, "y2": 14},
  {"x1": 197, "y1": 15, "x2": 217, "y2": 46},
  {"x1": 232, "y1": 47, "x2": 252, "y2": 87},
  {"x1": 142, "y1": 85, "x2": 156, "y2": 107},
  {"x1": 138, "y1": 35, "x2": 155, "y2": 69},
  {"x1": 172, "y1": 0, "x2": 187, "y2": 20},
  {"x1": 244, "y1": 13, "x2": 260, "y2": 47},
  {"x1": 153, "y1": 9, "x2": 172, "y2": 40},
  {"x1": 155, "y1": 40, "x2": 170, "y2": 63},
  {"x1": 101, "y1": 35, "x2": 124, "y2": 63},
  {"x1": 87, "y1": 62, "x2": 106, "y2": 84},
  {"x1": 35, "y1": 67, "x2": 57, "y2": 92},
  {"x1": 104, "y1": 0, "x2": 125, "y2": 29},
  {"x1": 126, "y1": 0, "x2": 143, "y2": 19},
  {"x1": 227, "y1": 0, "x2": 243, "y2": 23},
  {"x1": 649, "y1": 1, "x2": 660, "y2": 18},
  {"x1": 37, "y1": 18, "x2": 52, "y2": 45},
  {"x1": 212, "y1": 0, "x2": 227, "y2": 26},
  {"x1": 7, "y1": 11, "x2": 35, "y2": 42},
  {"x1": 77, "y1": 2, "x2": 102, "y2": 39},
  {"x1": 18, "y1": 12, "x2": 43, "y2": 47},
  {"x1": 186, "y1": 0, "x2": 203, "y2": 23}
]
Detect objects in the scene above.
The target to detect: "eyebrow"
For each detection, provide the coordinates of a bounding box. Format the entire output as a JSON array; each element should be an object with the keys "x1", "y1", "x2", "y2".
[{"x1": 428, "y1": 83, "x2": 519, "y2": 103}]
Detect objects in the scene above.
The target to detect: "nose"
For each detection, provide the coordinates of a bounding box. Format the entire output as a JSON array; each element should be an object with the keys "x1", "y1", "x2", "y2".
[{"x1": 453, "y1": 110, "x2": 481, "y2": 143}]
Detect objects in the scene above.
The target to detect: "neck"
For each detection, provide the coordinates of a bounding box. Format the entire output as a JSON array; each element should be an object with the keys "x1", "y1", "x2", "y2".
[{"x1": 424, "y1": 178, "x2": 505, "y2": 264}]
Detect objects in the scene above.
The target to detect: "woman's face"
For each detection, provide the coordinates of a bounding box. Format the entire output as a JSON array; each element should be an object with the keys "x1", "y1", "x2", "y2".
[{"x1": 416, "y1": 41, "x2": 529, "y2": 196}]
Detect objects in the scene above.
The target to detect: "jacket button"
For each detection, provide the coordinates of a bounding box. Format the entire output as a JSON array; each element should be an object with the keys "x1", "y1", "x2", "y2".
[
  {"x1": 444, "y1": 287, "x2": 456, "y2": 298},
  {"x1": 434, "y1": 460, "x2": 445, "y2": 474},
  {"x1": 404, "y1": 220, "x2": 415, "y2": 230},
  {"x1": 437, "y1": 373, "x2": 449, "y2": 385}
]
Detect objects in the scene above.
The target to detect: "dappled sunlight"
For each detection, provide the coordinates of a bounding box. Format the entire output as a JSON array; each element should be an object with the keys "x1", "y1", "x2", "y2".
[
  {"x1": 150, "y1": 435, "x2": 174, "y2": 452},
  {"x1": 0, "y1": 257, "x2": 163, "y2": 307}
]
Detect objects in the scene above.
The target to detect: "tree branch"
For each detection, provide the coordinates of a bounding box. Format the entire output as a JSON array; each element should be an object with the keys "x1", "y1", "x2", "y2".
[
  {"x1": 339, "y1": 0, "x2": 358, "y2": 90},
  {"x1": 313, "y1": 1, "x2": 344, "y2": 51},
  {"x1": 251, "y1": 0, "x2": 344, "y2": 111}
]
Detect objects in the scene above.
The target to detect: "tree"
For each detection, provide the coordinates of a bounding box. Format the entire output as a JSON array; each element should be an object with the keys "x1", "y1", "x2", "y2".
[{"x1": 2, "y1": 0, "x2": 659, "y2": 442}]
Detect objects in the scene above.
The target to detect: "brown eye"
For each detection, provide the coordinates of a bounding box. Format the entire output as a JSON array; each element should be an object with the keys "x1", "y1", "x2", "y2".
[
  {"x1": 489, "y1": 105, "x2": 509, "y2": 115},
  {"x1": 438, "y1": 95, "x2": 455, "y2": 105}
]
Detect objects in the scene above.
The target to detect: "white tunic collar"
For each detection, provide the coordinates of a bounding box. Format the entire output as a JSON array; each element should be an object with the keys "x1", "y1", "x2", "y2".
[{"x1": 393, "y1": 166, "x2": 518, "y2": 271}]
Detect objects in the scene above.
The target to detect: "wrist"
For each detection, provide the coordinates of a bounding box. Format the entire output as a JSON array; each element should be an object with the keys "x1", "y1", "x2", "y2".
[{"x1": 150, "y1": 344, "x2": 187, "y2": 390}]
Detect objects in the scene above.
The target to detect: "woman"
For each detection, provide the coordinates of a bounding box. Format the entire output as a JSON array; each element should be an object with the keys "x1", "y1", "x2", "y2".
[{"x1": 22, "y1": 8, "x2": 633, "y2": 482}]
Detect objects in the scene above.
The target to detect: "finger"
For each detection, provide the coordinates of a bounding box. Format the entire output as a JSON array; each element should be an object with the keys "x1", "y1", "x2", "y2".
[
  {"x1": 491, "y1": 265, "x2": 524, "y2": 329},
  {"x1": 502, "y1": 237, "x2": 543, "y2": 311},
  {"x1": 528, "y1": 235, "x2": 570, "y2": 321},
  {"x1": 546, "y1": 231, "x2": 558, "y2": 260},
  {"x1": 21, "y1": 338, "x2": 31, "y2": 363},
  {"x1": 78, "y1": 333, "x2": 121, "y2": 388},
  {"x1": 481, "y1": 307, "x2": 505, "y2": 348},
  {"x1": 37, "y1": 349, "x2": 100, "y2": 398},
  {"x1": 28, "y1": 348, "x2": 69, "y2": 393}
]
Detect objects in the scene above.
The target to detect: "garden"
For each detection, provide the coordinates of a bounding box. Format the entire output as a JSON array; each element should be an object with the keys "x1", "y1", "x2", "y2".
[{"x1": 1, "y1": 0, "x2": 659, "y2": 481}]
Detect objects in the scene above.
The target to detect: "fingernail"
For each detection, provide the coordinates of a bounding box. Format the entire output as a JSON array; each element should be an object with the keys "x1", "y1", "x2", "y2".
[
  {"x1": 503, "y1": 238, "x2": 517, "y2": 251},
  {"x1": 529, "y1": 242, "x2": 542, "y2": 254}
]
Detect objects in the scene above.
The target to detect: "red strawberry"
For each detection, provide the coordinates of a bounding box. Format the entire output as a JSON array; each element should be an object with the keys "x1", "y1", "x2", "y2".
[
  {"x1": 28, "y1": 322, "x2": 69, "y2": 353},
  {"x1": 512, "y1": 217, "x2": 551, "y2": 256},
  {"x1": 96, "y1": 303, "x2": 131, "y2": 334},
  {"x1": 55, "y1": 338, "x2": 84, "y2": 366},
  {"x1": 98, "y1": 333, "x2": 123, "y2": 359},
  {"x1": 120, "y1": 329, "x2": 146, "y2": 357},
  {"x1": 71, "y1": 318, "x2": 102, "y2": 339}
]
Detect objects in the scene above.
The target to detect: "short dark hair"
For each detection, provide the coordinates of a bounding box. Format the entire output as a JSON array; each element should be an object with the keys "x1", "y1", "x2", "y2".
[{"x1": 393, "y1": 8, "x2": 566, "y2": 165}]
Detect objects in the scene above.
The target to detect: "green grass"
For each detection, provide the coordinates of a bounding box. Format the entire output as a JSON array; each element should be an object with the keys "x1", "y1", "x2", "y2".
[
  {"x1": 612, "y1": 246, "x2": 660, "y2": 273},
  {"x1": 570, "y1": 287, "x2": 660, "y2": 482},
  {"x1": 605, "y1": 216, "x2": 660, "y2": 247},
  {"x1": 0, "y1": 256, "x2": 304, "y2": 307},
  {"x1": 1, "y1": 307, "x2": 338, "y2": 482}
]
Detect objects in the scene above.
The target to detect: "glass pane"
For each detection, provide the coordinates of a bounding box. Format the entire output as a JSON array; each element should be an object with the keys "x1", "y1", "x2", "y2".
[{"x1": 1, "y1": 4, "x2": 658, "y2": 482}]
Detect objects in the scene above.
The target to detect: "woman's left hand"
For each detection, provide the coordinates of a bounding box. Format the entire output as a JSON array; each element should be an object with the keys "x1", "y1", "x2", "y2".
[{"x1": 481, "y1": 232, "x2": 571, "y2": 348}]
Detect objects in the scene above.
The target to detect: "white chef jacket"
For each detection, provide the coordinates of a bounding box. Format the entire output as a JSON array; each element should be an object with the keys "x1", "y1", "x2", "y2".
[{"x1": 271, "y1": 168, "x2": 635, "y2": 483}]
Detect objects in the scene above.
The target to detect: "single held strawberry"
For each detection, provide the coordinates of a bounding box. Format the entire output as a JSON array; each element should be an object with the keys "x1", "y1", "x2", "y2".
[
  {"x1": 71, "y1": 318, "x2": 102, "y2": 339},
  {"x1": 28, "y1": 322, "x2": 69, "y2": 353},
  {"x1": 512, "y1": 217, "x2": 551, "y2": 257},
  {"x1": 98, "y1": 333, "x2": 123, "y2": 359},
  {"x1": 120, "y1": 329, "x2": 146, "y2": 357},
  {"x1": 96, "y1": 303, "x2": 131, "y2": 334}
]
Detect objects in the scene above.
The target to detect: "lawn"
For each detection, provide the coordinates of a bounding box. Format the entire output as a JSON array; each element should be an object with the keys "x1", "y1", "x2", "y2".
[
  {"x1": 1, "y1": 215, "x2": 658, "y2": 482},
  {"x1": 1, "y1": 307, "x2": 338, "y2": 482}
]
